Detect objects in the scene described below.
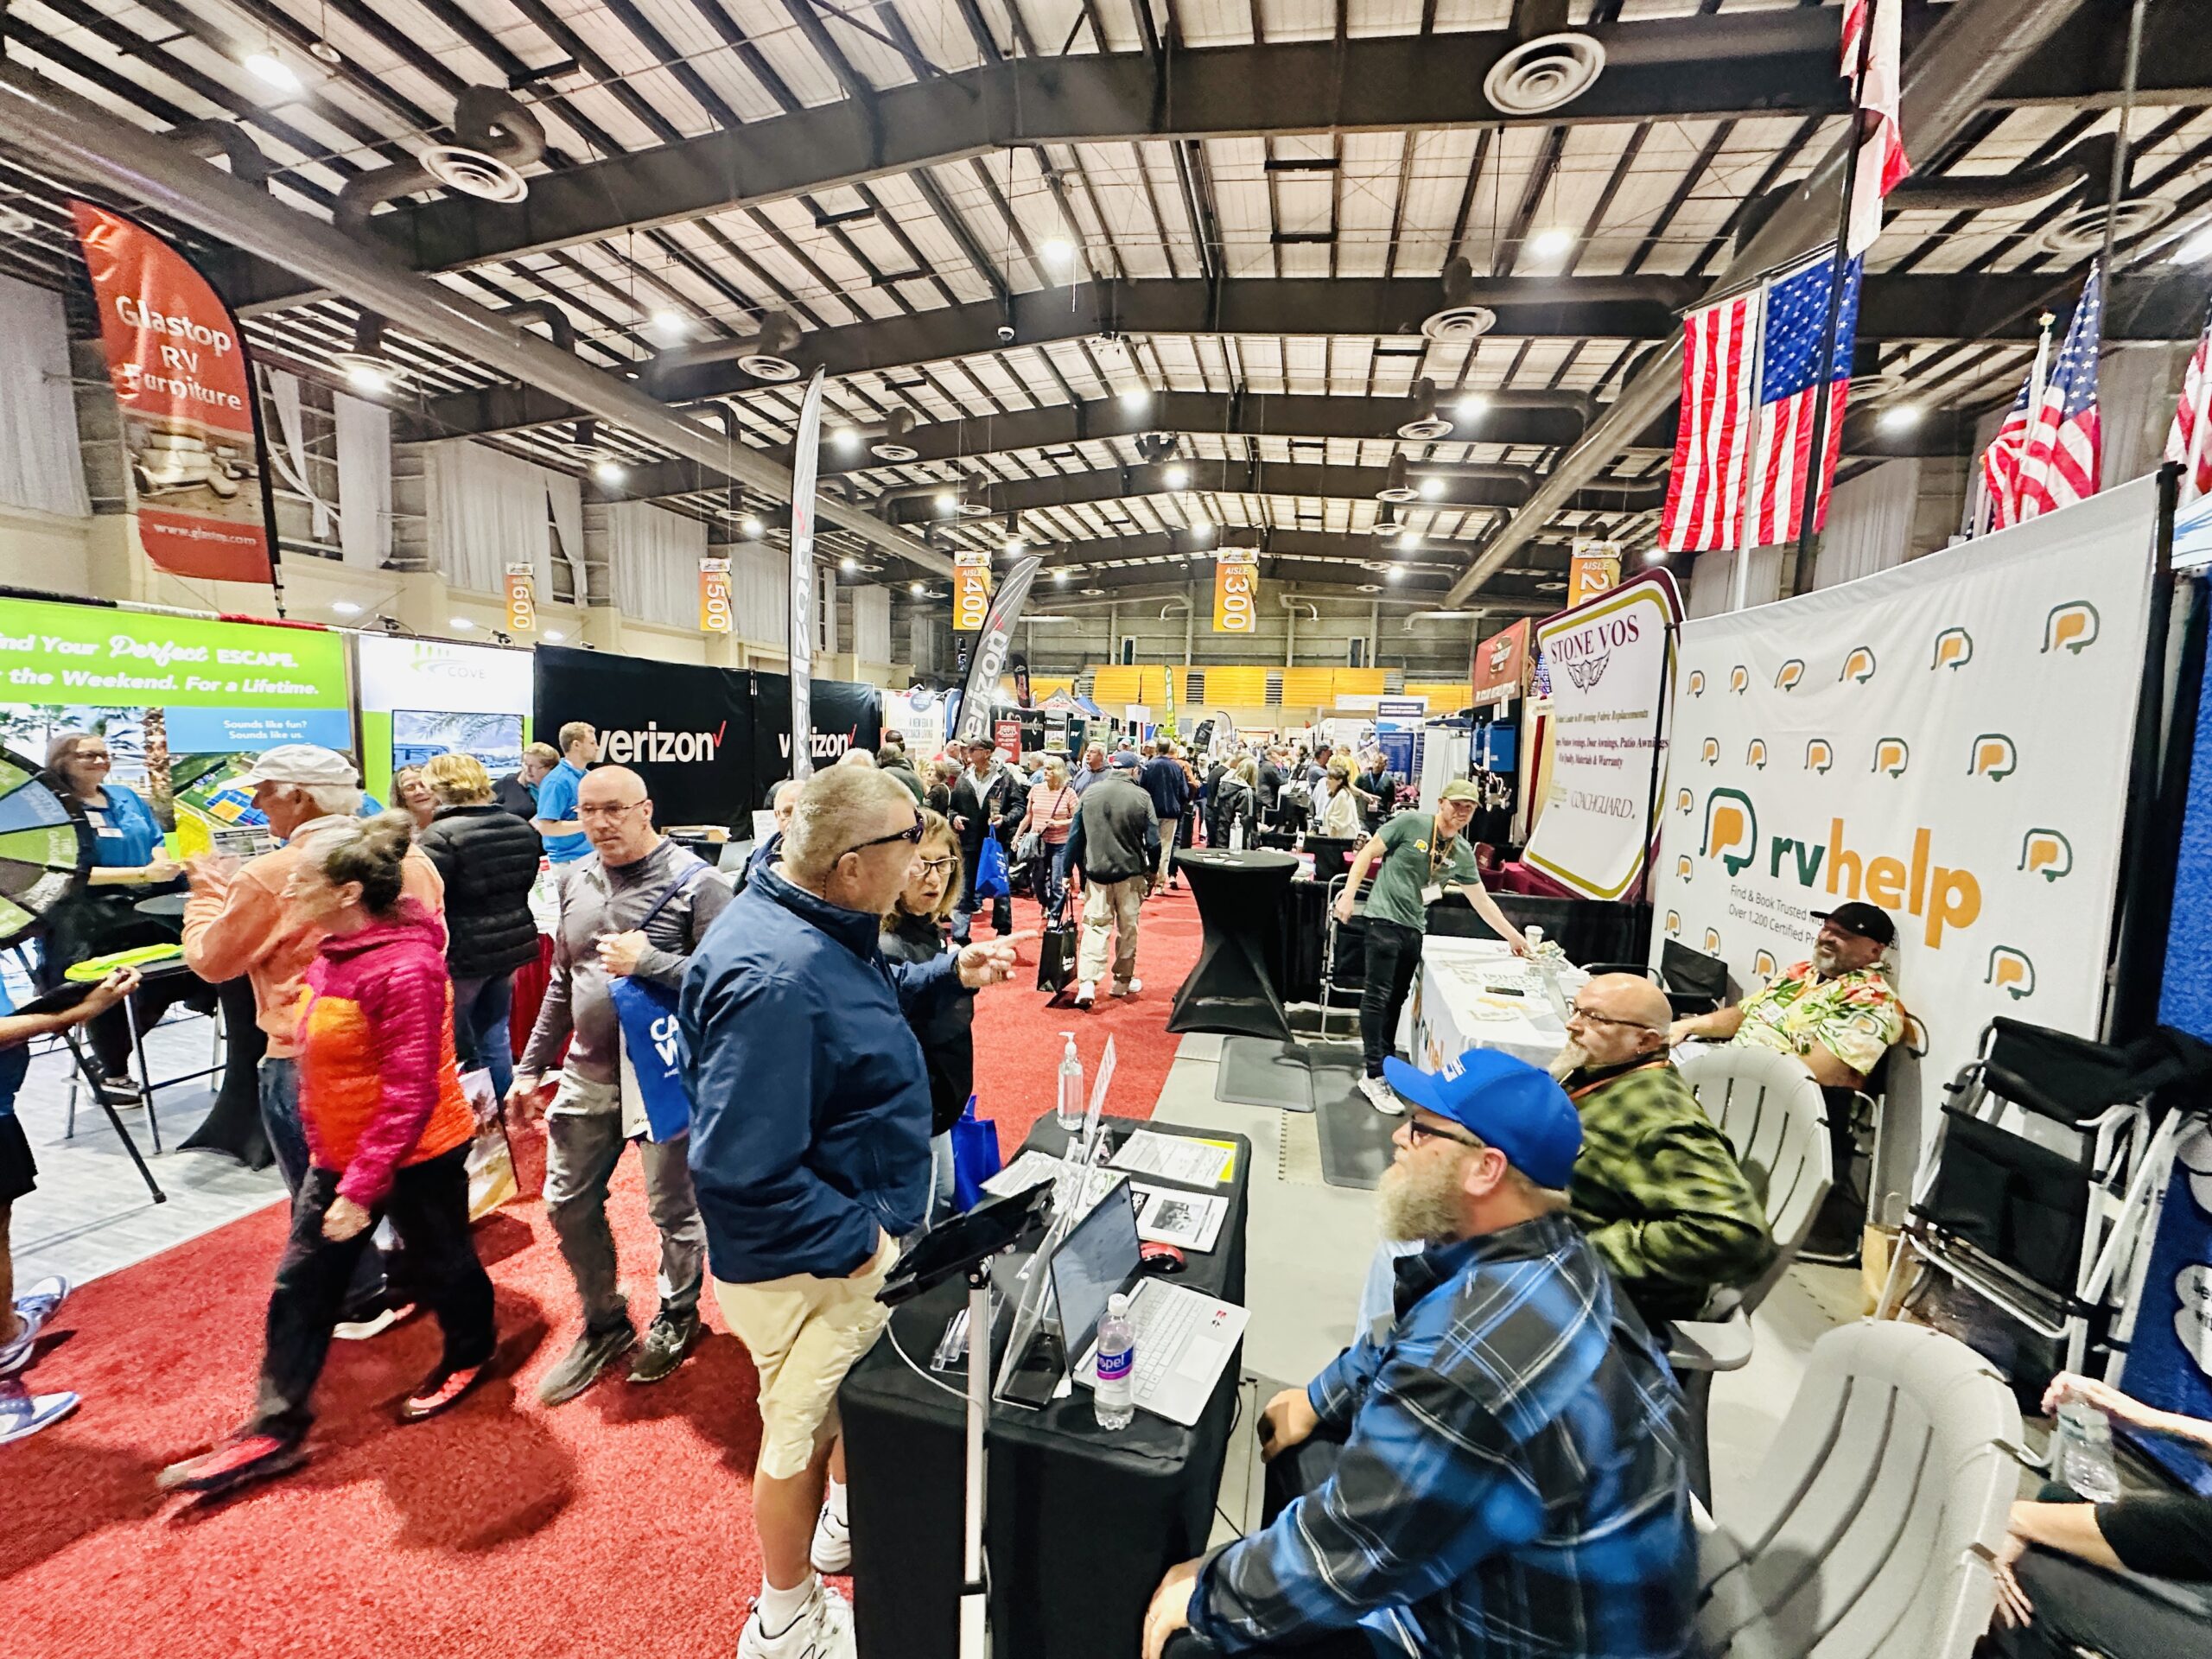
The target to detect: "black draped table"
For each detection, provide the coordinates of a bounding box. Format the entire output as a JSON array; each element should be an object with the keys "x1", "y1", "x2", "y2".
[
  {"x1": 840, "y1": 1116, "x2": 1251, "y2": 1659},
  {"x1": 1167, "y1": 849, "x2": 1299, "y2": 1041}
]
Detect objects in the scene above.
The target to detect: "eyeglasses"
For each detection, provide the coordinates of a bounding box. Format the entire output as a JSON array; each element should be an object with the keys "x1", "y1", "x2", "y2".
[
  {"x1": 578, "y1": 798, "x2": 648, "y2": 820},
  {"x1": 842, "y1": 815, "x2": 925, "y2": 859},
  {"x1": 914, "y1": 855, "x2": 958, "y2": 877},
  {"x1": 1567, "y1": 1002, "x2": 1665, "y2": 1033},
  {"x1": 1404, "y1": 1118, "x2": 1484, "y2": 1151}
]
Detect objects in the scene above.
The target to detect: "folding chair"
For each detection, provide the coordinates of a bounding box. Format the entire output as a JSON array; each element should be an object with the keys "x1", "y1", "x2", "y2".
[
  {"x1": 1659, "y1": 938, "x2": 1729, "y2": 1020},
  {"x1": 1695, "y1": 1321, "x2": 2023, "y2": 1659},
  {"x1": 1875, "y1": 1018, "x2": 2209, "y2": 1378}
]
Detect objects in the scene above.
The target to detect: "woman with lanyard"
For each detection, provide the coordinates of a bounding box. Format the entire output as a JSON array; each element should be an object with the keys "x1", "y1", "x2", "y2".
[
  {"x1": 39, "y1": 732, "x2": 200, "y2": 1103},
  {"x1": 1016, "y1": 753, "x2": 1080, "y2": 920}
]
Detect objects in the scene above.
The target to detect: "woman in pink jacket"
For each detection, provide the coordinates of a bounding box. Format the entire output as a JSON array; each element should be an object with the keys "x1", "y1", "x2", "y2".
[{"x1": 159, "y1": 814, "x2": 496, "y2": 1498}]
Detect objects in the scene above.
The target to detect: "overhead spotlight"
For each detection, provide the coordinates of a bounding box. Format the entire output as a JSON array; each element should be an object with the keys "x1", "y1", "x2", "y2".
[
  {"x1": 832, "y1": 427, "x2": 862, "y2": 452},
  {"x1": 840, "y1": 556, "x2": 858, "y2": 573},
  {"x1": 1529, "y1": 227, "x2": 1575, "y2": 262},
  {"x1": 1165, "y1": 462, "x2": 1190, "y2": 489},
  {"x1": 1386, "y1": 565, "x2": 1406, "y2": 582},
  {"x1": 646, "y1": 308, "x2": 690, "y2": 344},
  {"x1": 1055, "y1": 569, "x2": 1069, "y2": 583},
  {"x1": 334, "y1": 313, "x2": 399, "y2": 393},
  {"x1": 911, "y1": 582, "x2": 926, "y2": 595},
  {"x1": 1878, "y1": 404, "x2": 1923, "y2": 432},
  {"x1": 544, "y1": 628, "x2": 566, "y2": 641},
  {"x1": 741, "y1": 515, "x2": 765, "y2": 538},
  {"x1": 343, "y1": 362, "x2": 391, "y2": 395},
  {"x1": 308, "y1": 38, "x2": 342, "y2": 63},
  {"x1": 1454, "y1": 393, "x2": 1490, "y2": 423},
  {"x1": 1641, "y1": 547, "x2": 1668, "y2": 564},
  {"x1": 1397, "y1": 529, "x2": 1421, "y2": 550},
  {"x1": 593, "y1": 458, "x2": 626, "y2": 486},
  {"x1": 1042, "y1": 236, "x2": 1074, "y2": 267},
  {"x1": 1190, "y1": 520, "x2": 1214, "y2": 543},
  {"x1": 330, "y1": 600, "x2": 362, "y2": 616},
  {"x1": 1418, "y1": 476, "x2": 1446, "y2": 500},
  {"x1": 243, "y1": 52, "x2": 302, "y2": 95},
  {"x1": 2173, "y1": 225, "x2": 2212, "y2": 265},
  {"x1": 935, "y1": 488, "x2": 958, "y2": 514},
  {"x1": 449, "y1": 616, "x2": 477, "y2": 632},
  {"x1": 1119, "y1": 387, "x2": 1151, "y2": 415},
  {"x1": 1003, "y1": 537, "x2": 1025, "y2": 557}
]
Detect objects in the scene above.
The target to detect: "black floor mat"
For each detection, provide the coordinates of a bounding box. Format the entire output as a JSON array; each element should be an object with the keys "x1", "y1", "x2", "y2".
[
  {"x1": 1314, "y1": 1069, "x2": 1400, "y2": 1191},
  {"x1": 1215, "y1": 1036, "x2": 1317, "y2": 1111}
]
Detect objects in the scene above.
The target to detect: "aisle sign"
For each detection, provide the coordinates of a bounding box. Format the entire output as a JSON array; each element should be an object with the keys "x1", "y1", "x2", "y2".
[
  {"x1": 1212, "y1": 548, "x2": 1259, "y2": 632},
  {"x1": 1519, "y1": 571, "x2": 1679, "y2": 901},
  {"x1": 1569, "y1": 539, "x2": 1623, "y2": 607},
  {"x1": 503, "y1": 563, "x2": 537, "y2": 634},
  {"x1": 1471, "y1": 618, "x2": 1529, "y2": 706},
  {"x1": 698, "y1": 557, "x2": 732, "y2": 633},
  {"x1": 1654, "y1": 478, "x2": 2159, "y2": 1160},
  {"x1": 994, "y1": 716, "x2": 1022, "y2": 765},
  {"x1": 954, "y1": 548, "x2": 993, "y2": 632}
]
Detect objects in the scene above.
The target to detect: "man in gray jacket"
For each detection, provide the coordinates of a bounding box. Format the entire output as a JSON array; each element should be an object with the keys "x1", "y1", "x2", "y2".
[
  {"x1": 510, "y1": 764, "x2": 734, "y2": 1402},
  {"x1": 1064, "y1": 763, "x2": 1159, "y2": 1009}
]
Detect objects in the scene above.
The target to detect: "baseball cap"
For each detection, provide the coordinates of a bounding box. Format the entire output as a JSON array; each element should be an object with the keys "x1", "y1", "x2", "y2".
[
  {"x1": 1437, "y1": 779, "x2": 1483, "y2": 805},
  {"x1": 1109, "y1": 751, "x2": 1140, "y2": 769},
  {"x1": 1382, "y1": 1049, "x2": 1581, "y2": 1189},
  {"x1": 229, "y1": 744, "x2": 358, "y2": 791},
  {"x1": 1812, "y1": 900, "x2": 1895, "y2": 947}
]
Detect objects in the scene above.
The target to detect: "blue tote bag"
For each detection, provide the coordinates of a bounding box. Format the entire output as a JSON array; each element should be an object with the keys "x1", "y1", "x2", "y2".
[
  {"x1": 949, "y1": 1094, "x2": 1003, "y2": 1211},
  {"x1": 607, "y1": 859, "x2": 711, "y2": 1143},
  {"x1": 973, "y1": 833, "x2": 1011, "y2": 900}
]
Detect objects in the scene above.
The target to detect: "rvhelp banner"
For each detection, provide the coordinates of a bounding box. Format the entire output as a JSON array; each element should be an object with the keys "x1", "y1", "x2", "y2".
[
  {"x1": 1522, "y1": 571, "x2": 1679, "y2": 900},
  {"x1": 71, "y1": 203, "x2": 279, "y2": 588},
  {"x1": 1653, "y1": 477, "x2": 2158, "y2": 1178}
]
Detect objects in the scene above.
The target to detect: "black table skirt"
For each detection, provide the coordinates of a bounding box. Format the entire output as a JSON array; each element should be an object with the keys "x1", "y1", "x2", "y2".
[
  {"x1": 1169, "y1": 849, "x2": 1300, "y2": 1041},
  {"x1": 840, "y1": 1116, "x2": 1252, "y2": 1659}
]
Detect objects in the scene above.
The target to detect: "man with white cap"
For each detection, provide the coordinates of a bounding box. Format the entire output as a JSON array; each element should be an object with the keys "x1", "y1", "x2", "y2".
[{"x1": 182, "y1": 744, "x2": 446, "y2": 1333}]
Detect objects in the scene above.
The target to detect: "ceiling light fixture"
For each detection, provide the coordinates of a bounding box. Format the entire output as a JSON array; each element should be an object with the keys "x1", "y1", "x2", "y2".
[
  {"x1": 1055, "y1": 569, "x2": 1069, "y2": 583},
  {"x1": 741, "y1": 515, "x2": 765, "y2": 538},
  {"x1": 592, "y1": 458, "x2": 626, "y2": 486},
  {"x1": 1003, "y1": 537, "x2": 1025, "y2": 557},
  {"x1": 243, "y1": 52, "x2": 302, "y2": 94},
  {"x1": 1042, "y1": 236, "x2": 1074, "y2": 267},
  {"x1": 1386, "y1": 565, "x2": 1405, "y2": 581},
  {"x1": 1190, "y1": 520, "x2": 1214, "y2": 543},
  {"x1": 449, "y1": 616, "x2": 477, "y2": 632},
  {"x1": 840, "y1": 556, "x2": 858, "y2": 573},
  {"x1": 543, "y1": 628, "x2": 566, "y2": 642},
  {"x1": 1454, "y1": 393, "x2": 1490, "y2": 422},
  {"x1": 2173, "y1": 225, "x2": 2212, "y2": 265},
  {"x1": 330, "y1": 600, "x2": 362, "y2": 616},
  {"x1": 1120, "y1": 387, "x2": 1151, "y2": 415},
  {"x1": 1418, "y1": 476, "x2": 1446, "y2": 500},
  {"x1": 935, "y1": 488, "x2": 958, "y2": 514},
  {"x1": 1529, "y1": 227, "x2": 1575, "y2": 261},
  {"x1": 911, "y1": 582, "x2": 926, "y2": 595},
  {"x1": 832, "y1": 427, "x2": 861, "y2": 451},
  {"x1": 1165, "y1": 462, "x2": 1190, "y2": 489},
  {"x1": 1878, "y1": 404, "x2": 1923, "y2": 431},
  {"x1": 1398, "y1": 530, "x2": 1421, "y2": 550},
  {"x1": 343, "y1": 362, "x2": 391, "y2": 395},
  {"x1": 646, "y1": 308, "x2": 690, "y2": 344}
]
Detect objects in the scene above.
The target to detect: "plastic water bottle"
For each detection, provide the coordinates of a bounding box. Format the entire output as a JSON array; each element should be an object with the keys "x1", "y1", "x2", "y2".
[
  {"x1": 1056, "y1": 1032, "x2": 1085, "y2": 1151},
  {"x1": 2053, "y1": 1400, "x2": 2123, "y2": 1502},
  {"x1": 1093, "y1": 1293, "x2": 1135, "y2": 1430}
]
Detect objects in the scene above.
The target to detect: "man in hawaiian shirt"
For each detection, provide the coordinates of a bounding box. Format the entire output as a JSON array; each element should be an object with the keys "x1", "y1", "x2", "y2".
[{"x1": 1668, "y1": 902, "x2": 1904, "y2": 1089}]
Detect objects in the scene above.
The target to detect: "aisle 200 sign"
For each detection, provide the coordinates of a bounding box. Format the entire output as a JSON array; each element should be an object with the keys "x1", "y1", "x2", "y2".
[{"x1": 1213, "y1": 548, "x2": 1258, "y2": 633}]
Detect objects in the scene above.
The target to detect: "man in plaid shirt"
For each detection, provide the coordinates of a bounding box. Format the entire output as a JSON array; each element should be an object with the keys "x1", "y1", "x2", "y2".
[{"x1": 1143, "y1": 1050, "x2": 1695, "y2": 1659}]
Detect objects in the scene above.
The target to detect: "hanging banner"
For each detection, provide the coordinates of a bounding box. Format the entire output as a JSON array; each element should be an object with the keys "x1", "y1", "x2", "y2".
[
  {"x1": 788, "y1": 367, "x2": 826, "y2": 779},
  {"x1": 1653, "y1": 477, "x2": 2158, "y2": 1163},
  {"x1": 1213, "y1": 547, "x2": 1259, "y2": 632},
  {"x1": 1471, "y1": 618, "x2": 1529, "y2": 706},
  {"x1": 1568, "y1": 539, "x2": 1623, "y2": 607},
  {"x1": 699, "y1": 556, "x2": 733, "y2": 633},
  {"x1": 954, "y1": 548, "x2": 993, "y2": 632},
  {"x1": 953, "y1": 554, "x2": 1044, "y2": 747},
  {"x1": 503, "y1": 563, "x2": 537, "y2": 634},
  {"x1": 1521, "y1": 571, "x2": 1679, "y2": 901},
  {"x1": 70, "y1": 201, "x2": 278, "y2": 588}
]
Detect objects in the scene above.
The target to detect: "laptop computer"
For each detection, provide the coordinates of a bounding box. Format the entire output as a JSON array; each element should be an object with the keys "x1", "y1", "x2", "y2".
[{"x1": 1055, "y1": 1184, "x2": 1248, "y2": 1427}]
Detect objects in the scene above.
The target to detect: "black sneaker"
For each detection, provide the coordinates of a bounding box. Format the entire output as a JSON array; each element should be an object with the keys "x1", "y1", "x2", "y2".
[
  {"x1": 627, "y1": 1309, "x2": 700, "y2": 1385},
  {"x1": 535, "y1": 1321, "x2": 636, "y2": 1406}
]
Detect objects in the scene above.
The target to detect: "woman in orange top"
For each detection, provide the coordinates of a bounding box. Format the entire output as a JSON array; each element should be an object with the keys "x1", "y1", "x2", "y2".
[{"x1": 159, "y1": 815, "x2": 495, "y2": 1499}]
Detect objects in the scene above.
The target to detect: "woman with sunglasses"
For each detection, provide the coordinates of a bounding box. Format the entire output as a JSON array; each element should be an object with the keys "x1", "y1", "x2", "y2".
[{"x1": 877, "y1": 810, "x2": 971, "y2": 1224}]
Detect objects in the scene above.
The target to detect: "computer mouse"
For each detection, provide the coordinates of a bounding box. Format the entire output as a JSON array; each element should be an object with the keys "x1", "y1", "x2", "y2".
[{"x1": 1137, "y1": 1243, "x2": 1187, "y2": 1275}]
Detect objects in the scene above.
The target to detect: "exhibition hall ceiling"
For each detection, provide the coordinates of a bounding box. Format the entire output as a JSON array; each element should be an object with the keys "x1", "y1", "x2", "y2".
[{"x1": 0, "y1": 0, "x2": 2208, "y2": 597}]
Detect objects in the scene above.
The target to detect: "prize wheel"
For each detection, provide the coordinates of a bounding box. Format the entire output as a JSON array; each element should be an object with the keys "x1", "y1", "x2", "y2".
[{"x1": 0, "y1": 745, "x2": 93, "y2": 952}]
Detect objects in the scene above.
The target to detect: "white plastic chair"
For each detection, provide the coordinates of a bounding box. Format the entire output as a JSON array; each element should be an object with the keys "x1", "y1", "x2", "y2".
[{"x1": 1696, "y1": 1320, "x2": 2022, "y2": 1659}]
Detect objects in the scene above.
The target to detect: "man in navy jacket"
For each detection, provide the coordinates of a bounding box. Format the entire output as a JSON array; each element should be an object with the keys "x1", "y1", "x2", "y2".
[{"x1": 683, "y1": 766, "x2": 1020, "y2": 1659}]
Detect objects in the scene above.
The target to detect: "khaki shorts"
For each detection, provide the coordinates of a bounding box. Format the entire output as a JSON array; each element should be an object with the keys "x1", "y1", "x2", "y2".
[{"x1": 715, "y1": 1231, "x2": 899, "y2": 1479}]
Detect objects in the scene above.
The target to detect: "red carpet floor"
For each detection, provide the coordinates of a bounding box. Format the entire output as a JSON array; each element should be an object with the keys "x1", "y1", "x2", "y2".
[{"x1": 1, "y1": 883, "x2": 1202, "y2": 1659}]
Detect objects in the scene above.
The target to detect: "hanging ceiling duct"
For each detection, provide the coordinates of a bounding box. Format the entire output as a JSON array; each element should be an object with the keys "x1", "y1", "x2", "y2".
[
  {"x1": 336, "y1": 87, "x2": 544, "y2": 240},
  {"x1": 1421, "y1": 261, "x2": 1497, "y2": 346},
  {"x1": 491, "y1": 298, "x2": 575, "y2": 355},
  {"x1": 1376, "y1": 454, "x2": 1416, "y2": 503},
  {"x1": 165, "y1": 120, "x2": 272, "y2": 190},
  {"x1": 1396, "y1": 377, "x2": 1453, "y2": 440},
  {"x1": 649, "y1": 311, "x2": 804, "y2": 385}
]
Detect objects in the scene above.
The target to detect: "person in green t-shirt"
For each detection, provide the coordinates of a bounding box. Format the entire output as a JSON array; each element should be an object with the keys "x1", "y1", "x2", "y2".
[{"x1": 1333, "y1": 779, "x2": 1530, "y2": 1115}]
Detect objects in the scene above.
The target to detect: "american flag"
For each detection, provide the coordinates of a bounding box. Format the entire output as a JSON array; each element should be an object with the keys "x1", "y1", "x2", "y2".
[
  {"x1": 1840, "y1": 0, "x2": 1910, "y2": 257},
  {"x1": 1659, "y1": 250, "x2": 1863, "y2": 554},
  {"x1": 2164, "y1": 295, "x2": 2212, "y2": 506},
  {"x1": 2012, "y1": 262, "x2": 2104, "y2": 523},
  {"x1": 1977, "y1": 364, "x2": 2037, "y2": 533}
]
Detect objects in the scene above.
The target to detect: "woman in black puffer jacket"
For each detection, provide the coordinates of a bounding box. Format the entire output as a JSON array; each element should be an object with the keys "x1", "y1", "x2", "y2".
[
  {"x1": 416, "y1": 752, "x2": 543, "y2": 1097},
  {"x1": 879, "y1": 809, "x2": 972, "y2": 1224}
]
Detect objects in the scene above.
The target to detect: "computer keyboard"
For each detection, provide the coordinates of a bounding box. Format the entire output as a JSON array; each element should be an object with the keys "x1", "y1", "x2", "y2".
[{"x1": 1130, "y1": 1287, "x2": 1198, "y2": 1398}]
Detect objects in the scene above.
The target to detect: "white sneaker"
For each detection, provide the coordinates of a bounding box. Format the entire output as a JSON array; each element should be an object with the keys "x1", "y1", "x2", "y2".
[
  {"x1": 1110, "y1": 978, "x2": 1142, "y2": 998},
  {"x1": 1358, "y1": 1075, "x2": 1403, "y2": 1116},
  {"x1": 810, "y1": 1501, "x2": 852, "y2": 1573},
  {"x1": 1074, "y1": 981, "x2": 1096, "y2": 1008},
  {"x1": 737, "y1": 1582, "x2": 855, "y2": 1659}
]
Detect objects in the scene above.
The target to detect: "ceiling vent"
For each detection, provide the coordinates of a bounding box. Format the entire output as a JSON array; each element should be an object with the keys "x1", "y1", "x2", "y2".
[
  {"x1": 2038, "y1": 198, "x2": 2171, "y2": 256},
  {"x1": 1376, "y1": 454, "x2": 1419, "y2": 503},
  {"x1": 736, "y1": 311, "x2": 804, "y2": 382},
  {"x1": 870, "y1": 409, "x2": 918, "y2": 462},
  {"x1": 1484, "y1": 33, "x2": 1605, "y2": 117},
  {"x1": 1422, "y1": 259, "x2": 1497, "y2": 346},
  {"x1": 422, "y1": 143, "x2": 528, "y2": 204},
  {"x1": 1397, "y1": 377, "x2": 1454, "y2": 440}
]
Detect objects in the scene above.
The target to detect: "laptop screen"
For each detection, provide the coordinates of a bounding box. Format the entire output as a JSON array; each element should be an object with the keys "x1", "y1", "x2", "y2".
[{"x1": 1049, "y1": 1181, "x2": 1141, "y2": 1353}]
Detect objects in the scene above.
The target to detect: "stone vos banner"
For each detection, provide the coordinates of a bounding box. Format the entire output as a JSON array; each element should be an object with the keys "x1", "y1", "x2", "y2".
[
  {"x1": 1522, "y1": 571, "x2": 1680, "y2": 900},
  {"x1": 71, "y1": 202, "x2": 278, "y2": 588},
  {"x1": 1653, "y1": 476, "x2": 2159, "y2": 1153}
]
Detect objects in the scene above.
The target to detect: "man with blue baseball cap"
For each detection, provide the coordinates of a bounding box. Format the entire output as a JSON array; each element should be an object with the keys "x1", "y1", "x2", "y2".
[{"x1": 1142, "y1": 1048, "x2": 1695, "y2": 1659}]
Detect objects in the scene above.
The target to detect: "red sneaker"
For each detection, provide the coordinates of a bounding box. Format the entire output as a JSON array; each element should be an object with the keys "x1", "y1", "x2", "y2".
[
  {"x1": 157, "y1": 1430, "x2": 307, "y2": 1496},
  {"x1": 400, "y1": 1362, "x2": 488, "y2": 1423}
]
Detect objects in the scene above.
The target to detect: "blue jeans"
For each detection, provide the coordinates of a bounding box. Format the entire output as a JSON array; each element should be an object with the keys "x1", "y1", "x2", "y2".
[{"x1": 449, "y1": 973, "x2": 516, "y2": 1102}]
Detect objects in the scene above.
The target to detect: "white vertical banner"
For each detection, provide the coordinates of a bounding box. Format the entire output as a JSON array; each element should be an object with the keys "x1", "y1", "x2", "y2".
[
  {"x1": 954, "y1": 554, "x2": 1044, "y2": 747},
  {"x1": 788, "y1": 367, "x2": 825, "y2": 780},
  {"x1": 1653, "y1": 477, "x2": 2158, "y2": 1164},
  {"x1": 1522, "y1": 570, "x2": 1680, "y2": 900}
]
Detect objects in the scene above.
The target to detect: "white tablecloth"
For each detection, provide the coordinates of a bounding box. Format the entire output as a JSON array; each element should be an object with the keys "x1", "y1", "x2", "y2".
[{"x1": 1408, "y1": 938, "x2": 1588, "y2": 1072}]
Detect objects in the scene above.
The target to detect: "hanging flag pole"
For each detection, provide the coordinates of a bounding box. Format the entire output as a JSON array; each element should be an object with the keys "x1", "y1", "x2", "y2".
[
  {"x1": 1789, "y1": 5, "x2": 1880, "y2": 594},
  {"x1": 787, "y1": 365, "x2": 826, "y2": 782}
]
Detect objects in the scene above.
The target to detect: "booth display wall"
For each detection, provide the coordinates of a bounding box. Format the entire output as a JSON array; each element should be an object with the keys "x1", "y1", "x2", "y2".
[
  {"x1": 0, "y1": 594, "x2": 348, "y2": 849},
  {"x1": 353, "y1": 634, "x2": 533, "y2": 800},
  {"x1": 1652, "y1": 478, "x2": 2160, "y2": 1195}
]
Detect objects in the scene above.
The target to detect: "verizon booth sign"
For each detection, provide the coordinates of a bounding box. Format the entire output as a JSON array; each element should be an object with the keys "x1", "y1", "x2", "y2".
[
  {"x1": 1522, "y1": 571, "x2": 1680, "y2": 900},
  {"x1": 1653, "y1": 477, "x2": 2159, "y2": 1173}
]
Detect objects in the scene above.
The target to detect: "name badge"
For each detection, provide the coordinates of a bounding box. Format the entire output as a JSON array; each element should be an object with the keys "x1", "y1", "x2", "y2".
[
  {"x1": 95, "y1": 824, "x2": 123, "y2": 838},
  {"x1": 1421, "y1": 883, "x2": 1444, "y2": 906}
]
